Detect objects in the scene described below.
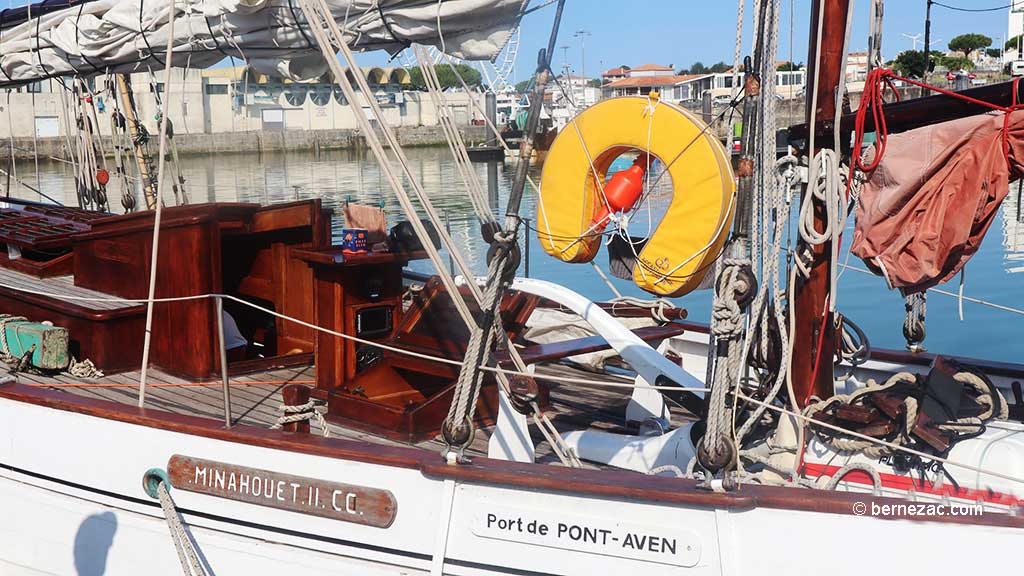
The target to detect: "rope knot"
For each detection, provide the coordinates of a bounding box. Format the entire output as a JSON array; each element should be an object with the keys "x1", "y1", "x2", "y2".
[{"x1": 271, "y1": 400, "x2": 330, "y2": 437}]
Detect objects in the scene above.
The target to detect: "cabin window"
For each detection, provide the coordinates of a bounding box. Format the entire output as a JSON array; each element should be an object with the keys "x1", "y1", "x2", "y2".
[{"x1": 205, "y1": 84, "x2": 229, "y2": 95}]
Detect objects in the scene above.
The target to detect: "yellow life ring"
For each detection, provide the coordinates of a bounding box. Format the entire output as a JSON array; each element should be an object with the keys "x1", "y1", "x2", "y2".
[{"x1": 536, "y1": 96, "x2": 736, "y2": 297}]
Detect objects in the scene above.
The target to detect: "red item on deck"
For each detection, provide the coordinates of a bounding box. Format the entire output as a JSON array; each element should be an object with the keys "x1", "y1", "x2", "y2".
[{"x1": 851, "y1": 110, "x2": 1024, "y2": 294}]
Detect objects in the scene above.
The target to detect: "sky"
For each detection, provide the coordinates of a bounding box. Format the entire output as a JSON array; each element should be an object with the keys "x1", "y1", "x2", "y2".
[
  {"x1": 337, "y1": 0, "x2": 1013, "y2": 79},
  {"x1": 498, "y1": 0, "x2": 1011, "y2": 80},
  {"x1": 1, "y1": 0, "x2": 1012, "y2": 79}
]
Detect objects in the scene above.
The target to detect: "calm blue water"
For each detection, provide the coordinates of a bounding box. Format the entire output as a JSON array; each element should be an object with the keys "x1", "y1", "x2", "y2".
[{"x1": 11, "y1": 147, "x2": 1023, "y2": 364}]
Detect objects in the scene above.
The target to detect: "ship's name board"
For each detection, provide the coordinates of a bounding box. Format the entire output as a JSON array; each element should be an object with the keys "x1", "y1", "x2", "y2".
[
  {"x1": 167, "y1": 455, "x2": 396, "y2": 528},
  {"x1": 471, "y1": 504, "x2": 701, "y2": 567}
]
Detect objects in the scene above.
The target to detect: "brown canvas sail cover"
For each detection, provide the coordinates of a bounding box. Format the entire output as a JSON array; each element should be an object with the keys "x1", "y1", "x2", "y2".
[{"x1": 851, "y1": 110, "x2": 1024, "y2": 294}]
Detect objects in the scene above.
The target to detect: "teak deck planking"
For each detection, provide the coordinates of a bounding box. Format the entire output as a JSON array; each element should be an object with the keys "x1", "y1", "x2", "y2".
[{"x1": 19, "y1": 361, "x2": 672, "y2": 466}]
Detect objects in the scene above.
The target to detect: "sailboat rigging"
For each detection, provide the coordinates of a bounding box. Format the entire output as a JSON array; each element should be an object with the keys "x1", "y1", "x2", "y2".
[{"x1": 0, "y1": 0, "x2": 1022, "y2": 574}]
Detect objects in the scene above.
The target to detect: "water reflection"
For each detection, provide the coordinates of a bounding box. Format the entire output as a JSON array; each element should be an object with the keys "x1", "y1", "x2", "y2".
[
  {"x1": 4, "y1": 147, "x2": 1022, "y2": 363},
  {"x1": 1003, "y1": 184, "x2": 1024, "y2": 275}
]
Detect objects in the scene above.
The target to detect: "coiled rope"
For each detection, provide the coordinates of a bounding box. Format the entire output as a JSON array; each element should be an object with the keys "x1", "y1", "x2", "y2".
[
  {"x1": 803, "y1": 371, "x2": 1008, "y2": 459},
  {"x1": 700, "y1": 257, "x2": 753, "y2": 470},
  {"x1": 270, "y1": 400, "x2": 330, "y2": 437}
]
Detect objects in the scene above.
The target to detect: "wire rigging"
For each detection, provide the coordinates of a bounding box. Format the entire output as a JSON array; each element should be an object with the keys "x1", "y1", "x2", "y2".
[{"x1": 932, "y1": 2, "x2": 1014, "y2": 13}]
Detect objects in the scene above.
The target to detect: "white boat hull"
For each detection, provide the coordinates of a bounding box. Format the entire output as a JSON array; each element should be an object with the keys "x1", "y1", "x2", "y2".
[{"x1": 2, "y1": 387, "x2": 1022, "y2": 575}]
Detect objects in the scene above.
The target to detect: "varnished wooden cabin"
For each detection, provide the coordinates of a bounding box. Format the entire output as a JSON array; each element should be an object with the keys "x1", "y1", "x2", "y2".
[
  {"x1": 0, "y1": 198, "x2": 688, "y2": 442},
  {"x1": 0, "y1": 200, "x2": 328, "y2": 376}
]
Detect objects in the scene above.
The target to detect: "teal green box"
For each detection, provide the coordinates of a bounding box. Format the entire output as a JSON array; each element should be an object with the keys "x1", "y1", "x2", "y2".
[{"x1": 3, "y1": 322, "x2": 70, "y2": 370}]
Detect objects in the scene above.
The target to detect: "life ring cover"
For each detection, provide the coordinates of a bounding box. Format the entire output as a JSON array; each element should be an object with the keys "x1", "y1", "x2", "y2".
[{"x1": 536, "y1": 96, "x2": 736, "y2": 297}]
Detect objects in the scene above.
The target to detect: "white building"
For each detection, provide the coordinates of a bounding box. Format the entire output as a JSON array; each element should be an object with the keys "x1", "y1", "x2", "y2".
[
  {"x1": 545, "y1": 74, "x2": 599, "y2": 110},
  {"x1": 846, "y1": 52, "x2": 869, "y2": 83},
  {"x1": 707, "y1": 67, "x2": 806, "y2": 100},
  {"x1": 601, "y1": 64, "x2": 691, "y2": 102},
  {"x1": 0, "y1": 66, "x2": 484, "y2": 139},
  {"x1": 1011, "y1": 1, "x2": 1024, "y2": 51}
]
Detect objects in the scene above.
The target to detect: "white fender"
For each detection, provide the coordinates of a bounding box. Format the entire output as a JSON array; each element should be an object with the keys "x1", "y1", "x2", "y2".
[{"x1": 561, "y1": 424, "x2": 697, "y2": 475}]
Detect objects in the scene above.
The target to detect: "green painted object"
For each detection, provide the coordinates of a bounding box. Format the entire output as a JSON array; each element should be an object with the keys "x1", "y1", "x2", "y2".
[{"x1": 3, "y1": 321, "x2": 69, "y2": 370}]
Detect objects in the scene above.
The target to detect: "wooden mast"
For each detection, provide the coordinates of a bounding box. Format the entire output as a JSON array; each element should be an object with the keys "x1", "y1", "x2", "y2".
[
  {"x1": 791, "y1": 0, "x2": 852, "y2": 407},
  {"x1": 115, "y1": 74, "x2": 158, "y2": 210}
]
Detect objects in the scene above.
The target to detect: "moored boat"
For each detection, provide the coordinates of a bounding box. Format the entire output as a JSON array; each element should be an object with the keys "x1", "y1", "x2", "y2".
[{"x1": 0, "y1": 0, "x2": 1023, "y2": 574}]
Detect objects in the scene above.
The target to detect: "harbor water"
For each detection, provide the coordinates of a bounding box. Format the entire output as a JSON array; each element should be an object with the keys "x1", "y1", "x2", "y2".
[{"x1": 6, "y1": 146, "x2": 1022, "y2": 364}]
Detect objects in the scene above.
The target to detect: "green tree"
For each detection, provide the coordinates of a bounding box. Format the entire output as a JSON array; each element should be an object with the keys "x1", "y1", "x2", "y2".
[
  {"x1": 588, "y1": 78, "x2": 602, "y2": 88},
  {"x1": 986, "y1": 48, "x2": 1002, "y2": 59},
  {"x1": 689, "y1": 61, "x2": 708, "y2": 75},
  {"x1": 892, "y1": 50, "x2": 943, "y2": 78},
  {"x1": 514, "y1": 79, "x2": 532, "y2": 93},
  {"x1": 948, "y1": 33, "x2": 992, "y2": 57},
  {"x1": 1006, "y1": 35, "x2": 1022, "y2": 51},
  {"x1": 408, "y1": 64, "x2": 483, "y2": 91},
  {"x1": 777, "y1": 61, "x2": 800, "y2": 71},
  {"x1": 940, "y1": 54, "x2": 975, "y2": 71},
  {"x1": 708, "y1": 61, "x2": 731, "y2": 73}
]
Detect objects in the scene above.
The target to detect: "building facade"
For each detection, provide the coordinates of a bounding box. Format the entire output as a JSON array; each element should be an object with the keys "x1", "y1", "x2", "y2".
[
  {"x1": 601, "y1": 64, "x2": 691, "y2": 101},
  {"x1": 0, "y1": 66, "x2": 483, "y2": 140}
]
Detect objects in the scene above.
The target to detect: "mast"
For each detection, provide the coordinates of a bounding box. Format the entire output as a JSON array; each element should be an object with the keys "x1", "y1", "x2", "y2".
[
  {"x1": 115, "y1": 75, "x2": 158, "y2": 210},
  {"x1": 923, "y1": 0, "x2": 933, "y2": 80},
  {"x1": 791, "y1": 0, "x2": 851, "y2": 406}
]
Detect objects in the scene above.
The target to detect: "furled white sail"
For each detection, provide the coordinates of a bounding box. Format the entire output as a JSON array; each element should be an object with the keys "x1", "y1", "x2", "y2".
[{"x1": 0, "y1": 0, "x2": 529, "y2": 86}]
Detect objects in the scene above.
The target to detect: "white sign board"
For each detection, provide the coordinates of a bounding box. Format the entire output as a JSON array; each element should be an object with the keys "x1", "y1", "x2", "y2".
[{"x1": 470, "y1": 503, "x2": 701, "y2": 567}]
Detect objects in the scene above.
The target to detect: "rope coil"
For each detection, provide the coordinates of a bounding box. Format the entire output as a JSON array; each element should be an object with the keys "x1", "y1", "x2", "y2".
[{"x1": 270, "y1": 400, "x2": 330, "y2": 437}]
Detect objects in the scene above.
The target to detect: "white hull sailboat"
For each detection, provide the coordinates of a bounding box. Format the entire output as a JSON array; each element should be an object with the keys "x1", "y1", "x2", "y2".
[{"x1": 0, "y1": 0, "x2": 1022, "y2": 574}]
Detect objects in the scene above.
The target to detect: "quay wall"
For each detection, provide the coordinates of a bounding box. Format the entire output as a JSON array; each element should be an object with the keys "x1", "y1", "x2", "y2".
[{"x1": 0, "y1": 125, "x2": 491, "y2": 162}]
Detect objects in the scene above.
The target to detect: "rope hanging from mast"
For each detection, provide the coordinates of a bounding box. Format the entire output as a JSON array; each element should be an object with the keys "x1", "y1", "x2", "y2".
[
  {"x1": 697, "y1": 0, "x2": 784, "y2": 474},
  {"x1": 442, "y1": 0, "x2": 568, "y2": 456},
  {"x1": 69, "y1": 77, "x2": 109, "y2": 212}
]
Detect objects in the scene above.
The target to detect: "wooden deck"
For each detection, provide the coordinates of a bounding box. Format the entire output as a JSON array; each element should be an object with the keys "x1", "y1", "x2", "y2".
[{"x1": 16, "y1": 361, "x2": 688, "y2": 466}]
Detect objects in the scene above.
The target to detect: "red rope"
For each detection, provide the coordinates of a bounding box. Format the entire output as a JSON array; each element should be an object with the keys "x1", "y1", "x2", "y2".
[
  {"x1": 855, "y1": 68, "x2": 1024, "y2": 173},
  {"x1": 806, "y1": 70, "x2": 1024, "y2": 411},
  {"x1": 853, "y1": 68, "x2": 901, "y2": 173},
  {"x1": 800, "y1": 70, "x2": 1024, "y2": 476}
]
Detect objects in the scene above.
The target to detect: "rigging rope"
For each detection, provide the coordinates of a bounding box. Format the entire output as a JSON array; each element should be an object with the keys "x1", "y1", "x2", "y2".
[
  {"x1": 701, "y1": 0, "x2": 785, "y2": 475},
  {"x1": 414, "y1": 46, "x2": 494, "y2": 226},
  {"x1": 150, "y1": 476, "x2": 208, "y2": 576},
  {"x1": 296, "y1": 0, "x2": 571, "y2": 463},
  {"x1": 903, "y1": 292, "x2": 927, "y2": 352}
]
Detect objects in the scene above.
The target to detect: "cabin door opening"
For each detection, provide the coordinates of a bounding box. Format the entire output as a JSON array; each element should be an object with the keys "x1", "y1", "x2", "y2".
[{"x1": 217, "y1": 208, "x2": 320, "y2": 367}]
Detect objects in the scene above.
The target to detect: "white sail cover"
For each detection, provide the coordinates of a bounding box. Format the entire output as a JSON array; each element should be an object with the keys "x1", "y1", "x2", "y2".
[{"x1": 0, "y1": 0, "x2": 529, "y2": 86}]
